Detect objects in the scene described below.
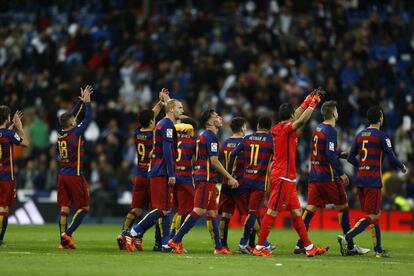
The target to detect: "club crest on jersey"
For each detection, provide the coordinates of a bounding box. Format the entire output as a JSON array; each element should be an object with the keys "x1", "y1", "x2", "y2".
[
  {"x1": 329, "y1": 142, "x2": 335, "y2": 151},
  {"x1": 211, "y1": 142, "x2": 218, "y2": 152},
  {"x1": 385, "y1": 138, "x2": 392, "y2": 148},
  {"x1": 166, "y1": 128, "x2": 173, "y2": 138}
]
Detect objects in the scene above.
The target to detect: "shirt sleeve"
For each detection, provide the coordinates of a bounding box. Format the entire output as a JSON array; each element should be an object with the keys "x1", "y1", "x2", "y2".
[
  {"x1": 207, "y1": 134, "x2": 219, "y2": 157},
  {"x1": 74, "y1": 103, "x2": 92, "y2": 133},
  {"x1": 347, "y1": 138, "x2": 359, "y2": 167},
  {"x1": 325, "y1": 128, "x2": 343, "y2": 176},
  {"x1": 381, "y1": 134, "x2": 404, "y2": 170},
  {"x1": 70, "y1": 101, "x2": 84, "y2": 120},
  {"x1": 8, "y1": 130, "x2": 22, "y2": 145},
  {"x1": 162, "y1": 121, "x2": 175, "y2": 142},
  {"x1": 228, "y1": 141, "x2": 244, "y2": 174}
]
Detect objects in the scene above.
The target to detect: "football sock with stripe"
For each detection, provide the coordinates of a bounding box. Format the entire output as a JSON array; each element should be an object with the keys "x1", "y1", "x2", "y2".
[
  {"x1": 131, "y1": 209, "x2": 163, "y2": 237},
  {"x1": 219, "y1": 217, "x2": 230, "y2": 247},
  {"x1": 59, "y1": 211, "x2": 68, "y2": 243},
  {"x1": 173, "y1": 211, "x2": 200, "y2": 243},
  {"x1": 122, "y1": 210, "x2": 138, "y2": 231},
  {"x1": 160, "y1": 215, "x2": 171, "y2": 246},
  {"x1": 0, "y1": 212, "x2": 9, "y2": 242},
  {"x1": 338, "y1": 207, "x2": 355, "y2": 249},
  {"x1": 292, "y1": 215, "x2": 311, "y2": 247},
  {"x1": 370, "y1": 224, "x2": 383, "y2": 253},
  {"x1": 66, "y1": 208, "x2": 87, "y2": 236},
  {"x1": 206, "y1": 216, "x2": 222, "y2": 250},
  {"x1": 296, "y1": 209, "x2": 314, "y2": 249},
  {"x1": 169, "y1": 213, "x2": 179, "y2": 239},
  {"x1": 345, "y1": 217, "x2": 370, "y2": 242},
  {"x1": 240, "y1": 214, "x2": 256, "y2": 246}
]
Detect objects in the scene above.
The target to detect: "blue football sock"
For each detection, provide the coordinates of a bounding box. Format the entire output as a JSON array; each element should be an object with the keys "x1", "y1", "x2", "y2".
[
  {"x1": 240, "y1": 214, "x2": 256, "y2": 246},
  {"x1": 132, "y1": 209, "x2": 163, "y2": 237},
  {"x1": 296, "y1": 209, "x2": 314, "y2": 249},
  {"x1": 345, "y1": 218, "x2": 369, "y2": 242},
  {"x1": 154, "y1": 220, "x2": 162, "y2": 246},
  {"x1": 160, "y1": 215, "x2": 170, "y2": 246},
  {"x1": 0, "y1": 213, "x2": 9, "y2": 241},
  {"x1": 66, "y1": 208, "x2": 87, "y2": 236},
  {"x1": 339, "y1": 208, "x2": 354, "y2": 249},
  {"x1": 173, "y1": 212, "x2": 200, "y2": 243},
  {"x1": 219, "y1": 217, "x2": 230, "y2": 246},
  {"x1": 370, "y1": 224, "x2": 383, "y2": 253},
  {"x1": 209, "y1": 217, "x2": 222, "y2": 249}
]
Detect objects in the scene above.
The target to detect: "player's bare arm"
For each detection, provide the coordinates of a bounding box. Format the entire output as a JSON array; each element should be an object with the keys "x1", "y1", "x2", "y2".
[
  {"x1": 292, "y1": 93, "x2": 321, "y2": 131},
  {"x1": 152, "y1": 88, "x2": 170, "y2": 119},
  {"x1": 209, "y1": 155, "x2": 239, "y2": 188}
]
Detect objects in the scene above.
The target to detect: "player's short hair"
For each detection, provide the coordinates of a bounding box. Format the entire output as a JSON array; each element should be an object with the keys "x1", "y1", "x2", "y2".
[
  {"x1": 367, "y1": 106, "x2": 383, "y2": 124},
  {"x1": 0, "y1": 105, "x2": 11, "y2": 125},
  {"x1": 258, "y1": 116, "x2": 272, "y2": 130},
  {"x1": 165, "y1": 99, "x2": 180, "y2": 112},
  {"x1": 278, "y1": 103, "x2": 294, "y2": 121},
  {"x1": 200, "y1": 109, "x2": 215, "y2": 128},
  {"x1": 321, "y1": 101, "x2": 337, "y2": 120},
  {"x1": 180, "y1": 116, "x2": 198, "y2": 130},
  {"x1": 230, "y1": 117, "x2": 247, "y2": 133},
  {"x1": 59, "y1": 112, "x2": 74, "y2": 129},
  {"x1": 138, "y1": 109, "x2": 154, "y2": 128}
]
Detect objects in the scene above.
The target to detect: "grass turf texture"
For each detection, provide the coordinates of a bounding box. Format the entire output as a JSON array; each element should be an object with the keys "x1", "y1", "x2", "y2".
[{"x1": 1, "y1": 224, "x2": 413, "y2": 275}]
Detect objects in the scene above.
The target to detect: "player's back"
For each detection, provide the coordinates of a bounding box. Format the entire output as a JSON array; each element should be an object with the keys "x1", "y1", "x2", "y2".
[
  {"x1": 220, "y1": 136, "x2": 244, "y2": 194},
  {"x1": 309, "y1": 123, "x2": 338, "y2": 182},
  {"x1": 271, "y1": 121, "x2": 297, "y2": 181},
  {"x1": 176, "y1": 130, "x2": 196, "y2": 183},
  {"x1": 242, "y1": 132, "x2": 273, "y2": 190},
  {"x1": 149, "y1": 117, "x2": 177, "y2": 177},
  {"x1": 134, "y1": 128, "x2": 153, "y2": 177},
  {"x1": 0, "y1": 128, "x2": 22, "y2": 181},
  {"x1": 57, "y1": 127, "x2": 85, "y2": 176},
  {"x1": 194, "y1": 129, "x2": 218, "y2": 183},
  {"x1": 352, "y1": 128, "x2": 387, "y2": 187}
]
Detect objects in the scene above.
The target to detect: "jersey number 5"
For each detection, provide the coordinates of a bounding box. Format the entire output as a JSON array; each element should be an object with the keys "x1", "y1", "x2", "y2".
[
  {"x1": 361, "y1": 140, "x2": 368, "y2": 161},
  {"x1": 176, "y1": 141, "x2": 183, "y2": 162}
]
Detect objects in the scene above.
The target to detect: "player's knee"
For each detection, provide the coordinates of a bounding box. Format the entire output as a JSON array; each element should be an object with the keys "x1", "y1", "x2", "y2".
[
  {"x1": 266, "y1": 208, "x2": 278, "y2": 217},
  {"x1": 222, "y1": 212, "x2": 232, "y2": 219},
  {"x1": 81, "y1": 206, "x2": 89, "y2": 212},
  {"x1": 367, "y1": 214, "x2": 380, "y2": 223},
  {"x1": 291, "y1": 209, "x2": 302, "y2": 217},
  {"x1": 206, "y1": 210, "x2": 217, "y2": 218},
  {"x1": 61, "y1": 206, "x2": 70, "y2": 213},
  {"x1": 248, "y1": 210, "x2": 259, "y2": 216},
  {"x1": 193, "y1": 208, "x2": 206, "y2": 216},
  {"x1": 336, "y1": 204, "x2": 348, "y2": 212},
  {"x1": 306, "y1": 205, "x2": 318, "y2": 213}
]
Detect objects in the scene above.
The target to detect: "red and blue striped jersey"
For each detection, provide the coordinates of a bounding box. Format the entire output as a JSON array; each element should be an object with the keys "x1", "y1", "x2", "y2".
[
  {"x1": 271, "y1": 121, "x2": 297, "y2": 182},
  {"x1": 175, "y1": 130, "x2": 196, "y2": 185},
  {"x1": 134, "y1": 128, "x2": 153, "y2": 177},
  {"x1": 219, "y1": 136, "x2": 244, "y2": 195},
  {"x1": 149, "y1": 118, "x2": 177, "y2": 177},
  {"x1": 57, "y1": 103, "x2": 92, "y2": 176},
  {"x1": 0, "y1": 128, "x2": 22, "y2": 181},
  {"x1": 309, "y1": 123, "x2": 343, "y2": 182},
  {"x1": 194, "y1": 129, "x2": 219, "y2": 183},
  {"x1": 347, "y1": 128, "x2": 404, "y2": 188},
  {"x1": 229, "y1": 132, "x2": 273, "y2": 191}
]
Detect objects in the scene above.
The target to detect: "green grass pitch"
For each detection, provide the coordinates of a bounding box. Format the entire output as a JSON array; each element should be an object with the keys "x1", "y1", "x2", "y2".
[{"x1": 1, "y1": 224, "x2": 413, "y2": 275}]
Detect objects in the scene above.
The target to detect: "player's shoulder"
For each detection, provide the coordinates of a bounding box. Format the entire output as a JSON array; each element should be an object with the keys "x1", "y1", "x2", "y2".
[{"x1": 0, "y1": 128, "x2": 13, "y2": 137}]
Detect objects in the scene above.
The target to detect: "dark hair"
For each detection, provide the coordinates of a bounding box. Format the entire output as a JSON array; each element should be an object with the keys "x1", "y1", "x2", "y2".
[
  {"x1": 200, "y1": 109, "x2": 215, "y2": 128},
  {"x1": 367, "y1": 106, "x2": 383, "y2": 124},
  {"x1": 278, "y1": 103, "x2": 294, "y2": 121},
  {"x1": 321, "y1": 101, "x2": 337, "y2": 120},
  {"x1": 230, "y1": 117, "x2": 247, "y2": 133},
  {"x1": 0, "y1": 105, "x2": 11, "y2": 125},
  {"x1": 58, "y1": 112, "x2": 74, "y2": 129},
  {"x1": 138, "y1": 109, "x2": 154, "y2": 128},
  {"x1": 258, "y1": 116, "x2": 272, "y2": 130},
  {"x1": 180, "y1": 116, "x2": 198, "y2": 130}
]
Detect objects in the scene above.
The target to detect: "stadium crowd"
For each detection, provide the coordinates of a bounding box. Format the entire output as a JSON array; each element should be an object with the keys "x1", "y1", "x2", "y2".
[{"x1": 1, "y1": 0, "x2": 414, "y2": 215}]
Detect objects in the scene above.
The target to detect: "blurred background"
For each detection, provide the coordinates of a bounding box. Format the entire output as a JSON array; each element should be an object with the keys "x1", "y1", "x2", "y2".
[{"x1": 1, "y1": 0, "x2": 413, "y2": 224}]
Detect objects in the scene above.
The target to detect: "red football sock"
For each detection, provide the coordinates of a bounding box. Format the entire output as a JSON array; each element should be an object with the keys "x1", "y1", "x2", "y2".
[
  {"x1": 257, "y1": 214, "x2": 274, "y2": 246},
  {"x1": 292, "y1": 215, "x2": 311, "y2": 247}
]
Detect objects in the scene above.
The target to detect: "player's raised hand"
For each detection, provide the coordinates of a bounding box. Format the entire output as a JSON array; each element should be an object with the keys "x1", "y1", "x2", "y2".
[
  {"x1": 79, "y1": 85, "x2": 93, "y2": 103},
  {"x1": 159, "y1": 88, "x2": 170, "y2": 103},
  {"x1": 309, "y1": 93, "x2": 322, "y2": 109},
  {"x1": 340, "y1": 174, "x2": 349, "y2": 186},
  {"x1": 228, "y1": 177, "x2": 239, "y2": 189},
  {"x1": 12, "y1": 110, "x2": 24, "y2": 130}
]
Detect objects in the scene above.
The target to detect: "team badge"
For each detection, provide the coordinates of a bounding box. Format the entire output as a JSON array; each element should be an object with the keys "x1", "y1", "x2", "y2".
[
  {"x1": 211, "y1": 142, "x2": 218, "y2": 152},
  {"x1": 166, "y1": 128, "x2": 173, "y2": 138}
]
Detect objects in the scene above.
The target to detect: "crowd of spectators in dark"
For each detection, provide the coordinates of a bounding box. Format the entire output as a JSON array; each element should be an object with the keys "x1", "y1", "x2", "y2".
[{"x1": 1, "y1": 0, "x2": 414, "y2": 213}]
